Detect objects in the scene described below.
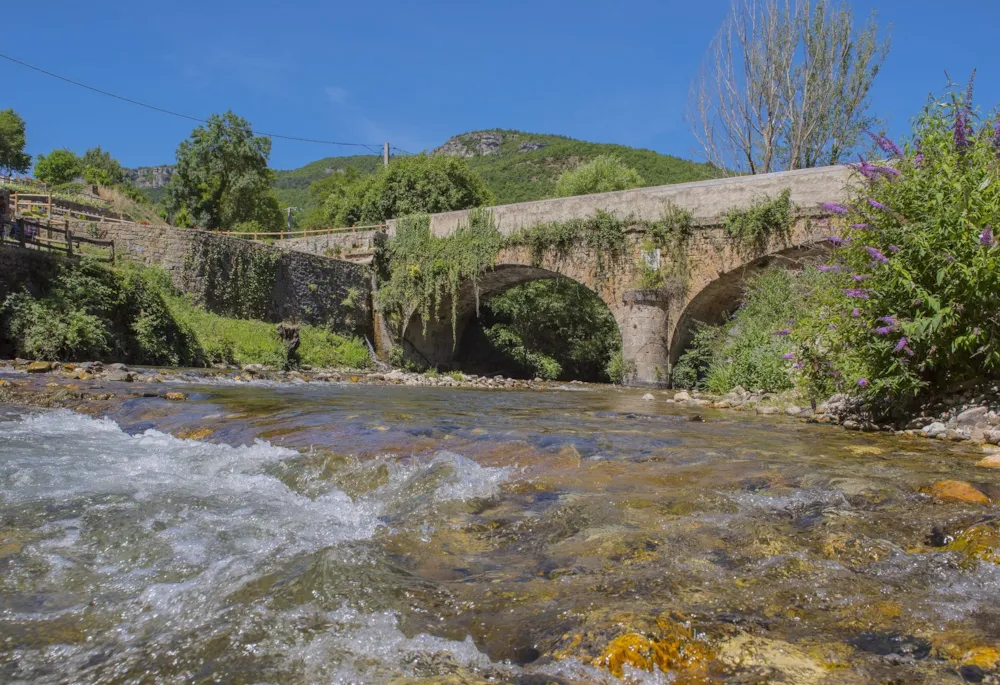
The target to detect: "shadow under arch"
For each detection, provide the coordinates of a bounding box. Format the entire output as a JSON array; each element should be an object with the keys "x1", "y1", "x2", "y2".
[
  {"x1": 667, "y1": 244, "x2": 830, "y2": 367},
  {"x1": 401, "y1": 263, "x2": 621, "y2": 371}
]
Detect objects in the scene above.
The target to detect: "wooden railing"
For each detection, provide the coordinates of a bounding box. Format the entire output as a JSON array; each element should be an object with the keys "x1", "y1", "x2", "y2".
[
  {"x1": 10, "y1": 192, "x2": 129, "y2": 224},
  {"x1": 225, "y1": 223, "x2": 387, "y2": 241},
  {"x1": 1, "y1": 217, "x2": 115, "y2": 262}
]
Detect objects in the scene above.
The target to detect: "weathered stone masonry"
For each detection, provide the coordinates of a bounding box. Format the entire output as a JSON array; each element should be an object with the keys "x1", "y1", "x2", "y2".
[{"x1": 97, "y1": 224, "x2": 374, "y2": 336}]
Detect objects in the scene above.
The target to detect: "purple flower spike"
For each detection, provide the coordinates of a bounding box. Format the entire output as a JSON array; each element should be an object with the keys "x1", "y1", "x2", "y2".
[
  {"x1": 828, "y1": 324, "x2": 837, "y2": 330},
  {"x1": 852, "y1": 308, "x2": 861, "y2": 317},
  {"x1": 773, "y1": 328, "x2": 791, "y2": 336},
  {"x1": 852, "y1": 223, "x2": 869, "y2": 230},
  {"x1": 894, "y1": 337, "x2": 908, "y2": 352},
  {"x1": 817, "y1": 265, "x2": 841, "y2": 272},
  {"x1": 879, "y1": 315, "x2": 896, "y2": 324},
  {"x1": 821, "y1": 202, "x2": 851, "y2": 215},
  {"x1": 858, "y1": 378, "x2": 870, "y2": 388},
  {"x1": 867, "y1": 132, "x2": 903, "y2": 158},
  {"x1": 827, "y1": 235, "x2": 844, "y2": 246},
  {"x1": 914, "y1": 153, "x2": 925, "y2": 167},
  {"x1": 781, "y1": 353, "x2": 795, "y2": 360},
  {"x1": 792, "y1": 361, "x2": 804, "y2": 369},
  {"x1": 853, "y1": 274, "x2": 869, "y2": 282},
  {"x1": 993, "y1": 120, "x2": 1000, "y2": 151},
  {"x1": 845, "y1": 288, "x2": 870, "y2": 300},
  {"x1": 980, "y1": 226, "x2": 994, "y2": 247},
  {"x1": 865, "y1": 246, "x2": 889, "y2": 264},
  {"x1": 873, "y1": 165, "x2": 901, "y2": 178},
  {"x1": 873, "y1": 326, "x2": 894, "y2": 335},
  {"x1": 955, "y1": 109, "x2": 972, "y2": 151},
  {"x1": 866, "y1": 198, "x2": 888, "y2": 211},
  {"x1": 887, "y1": 245, "x2": 900, "y2": 253}
]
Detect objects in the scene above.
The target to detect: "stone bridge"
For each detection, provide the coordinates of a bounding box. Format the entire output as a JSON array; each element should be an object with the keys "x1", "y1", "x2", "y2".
[{"x1": 279, "y1": 165, "x2": 854, "y2": 386}]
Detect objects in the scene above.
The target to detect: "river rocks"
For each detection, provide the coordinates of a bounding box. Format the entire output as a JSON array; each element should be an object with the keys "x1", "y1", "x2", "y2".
[
  {"x1": 922, "y1": 480, "x2": 990, "y2": 504},
  {"x1": 956, "y1": 406, "x2": 989, "y2": 425},
  {"x1": 164, "y1": 392, "x2": 187, "y2": 401},
  {"x1": 673, "y1": 390, "x2": 692, "y2": 402},
  {"x1": 977, "y1": 454, "x2": 1000, "y2": 468},
  {"x1": 785, "y1": 405, "x2": 803, "y2": 416},
  {"x1": 641, "y1": 393, "x2": 654, "y2": 401},
  {"x1": 26, "y1": 361, "x2": 53, "y2": 373},
  {"x1": 984, "y1": 429, "x2": 1000, "y2": 445},
  {"x1": 105, "y1": 369, "x2": 133, "y2": 382},
  {"x1": 579, "y1": 614, "x2": 712, "y2": 679},
  {"x1": 717, "y1": 635, "x2": 827, "y2": 685},
  {"x1": 756, "y1": 405, "x2": 780, "y2": 416},
  {"x1": 922, "y1": 421, "x2": 948, "y2": 438},
  {"x1": 945, "y1": 521, "x2": 1000, "y2": 564}
]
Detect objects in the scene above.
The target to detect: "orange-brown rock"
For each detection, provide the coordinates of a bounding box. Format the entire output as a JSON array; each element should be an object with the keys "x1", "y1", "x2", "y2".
[{"x1": 923, "y1": 480, "x2": 990, "y2": 504}]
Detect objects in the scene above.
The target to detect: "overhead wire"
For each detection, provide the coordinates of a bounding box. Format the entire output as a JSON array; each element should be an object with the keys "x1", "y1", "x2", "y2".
[{"x1": 0, "y1": 52, "x2": 386, "y2": 152}]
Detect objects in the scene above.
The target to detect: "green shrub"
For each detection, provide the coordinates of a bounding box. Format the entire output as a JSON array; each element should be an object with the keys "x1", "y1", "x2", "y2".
[
  {"x1": 299, "y1": 327, "x2": 370, "y2": 369},
  {"x1": 606, "y1": 350, "x2": 636, "y2": 385},
  {"x1": 722, "y1": 189, "x2": 793, "y2": 254},
  {"x1": 555, "y1": 154, "x2": 645, "y2": 197},
  {"x1": 792, "y1": 79, "x2": 1000, "y2": 411},
  {"x1": 673, "y1": 268, "x2": 823, "y2": 393}
]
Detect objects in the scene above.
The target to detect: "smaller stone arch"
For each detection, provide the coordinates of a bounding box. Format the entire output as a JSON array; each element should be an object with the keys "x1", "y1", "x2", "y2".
[{"x1": 667, "y1": 243, "x2": 830, "y2": 367}]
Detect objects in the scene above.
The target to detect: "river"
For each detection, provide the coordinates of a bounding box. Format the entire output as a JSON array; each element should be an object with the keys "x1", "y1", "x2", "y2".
[{"x1": 1, "y1": 380, "x2": 998, "y2": 683}]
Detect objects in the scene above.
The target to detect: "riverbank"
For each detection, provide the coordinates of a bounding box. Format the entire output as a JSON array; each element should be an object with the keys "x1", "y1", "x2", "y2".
[{"x1": 4, "y1": 356, "x2": 1000, "y2": 462}]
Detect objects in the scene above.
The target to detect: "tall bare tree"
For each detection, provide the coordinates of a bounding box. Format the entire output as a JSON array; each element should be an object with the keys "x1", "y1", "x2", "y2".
[{"x1": 688, "y1": 0, "x2": 890, "y2": 175}]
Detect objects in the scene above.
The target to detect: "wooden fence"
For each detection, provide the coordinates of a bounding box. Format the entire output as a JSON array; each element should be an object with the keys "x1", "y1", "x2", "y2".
[
  {"x1": 1, "y1": 216, "x2": 115, "y2": 263},
  {"x1": 9, "y1": 192, "x2": 129, "y2": 225}
]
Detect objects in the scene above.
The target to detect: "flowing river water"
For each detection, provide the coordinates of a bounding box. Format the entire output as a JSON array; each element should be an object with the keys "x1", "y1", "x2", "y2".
[{"x1": 1, "y1": 378, "x2": 999, "y2": 683}]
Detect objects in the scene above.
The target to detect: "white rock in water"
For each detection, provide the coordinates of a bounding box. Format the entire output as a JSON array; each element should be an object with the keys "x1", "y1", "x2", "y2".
[
  {"x1": 673, "y1": 391, "x2": 692, "y2": 402},
  {"x1": 642, "y1": 393, "x2": 655, "y2": 401},
  {"x1": 922, "y1": 421, "x2": 947, "y2": 437}
]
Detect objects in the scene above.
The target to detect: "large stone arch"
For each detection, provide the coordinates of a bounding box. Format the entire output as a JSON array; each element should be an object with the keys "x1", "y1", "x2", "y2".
[{"x1": 401, "y1": 256, "x2": 625, "y2": 371}]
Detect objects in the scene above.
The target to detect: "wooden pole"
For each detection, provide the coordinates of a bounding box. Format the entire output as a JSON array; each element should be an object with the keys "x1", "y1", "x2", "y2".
[{"x1": 66, "y1": 229, "x2": 73, "y2": 257}]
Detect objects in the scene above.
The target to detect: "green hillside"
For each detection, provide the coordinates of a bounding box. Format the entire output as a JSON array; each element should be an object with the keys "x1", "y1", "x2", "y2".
[
  {"x1": 443, "y1": 130, "x2": 719, "y2": 204},
  {"x1": 271, "y1": 129, "x2": 719, "y2": 213}
]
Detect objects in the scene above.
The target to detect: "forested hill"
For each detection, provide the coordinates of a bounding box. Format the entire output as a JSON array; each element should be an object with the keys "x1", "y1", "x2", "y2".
[{"x1": 271, "y1": 129, "x2": 718, "y2": 210}]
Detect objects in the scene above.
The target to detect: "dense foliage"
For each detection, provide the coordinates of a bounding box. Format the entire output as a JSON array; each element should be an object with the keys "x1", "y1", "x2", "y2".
[
  {"x1": 80, "y1": 146, "x2": 128, "y2": 186},
  {"x1": 0, "y1": 109, "x2": 31, "y2": 175},
  {"x1": 461, "y1": 279, "x2": 620, "y2": 381},
  {"x1": 790, "y1": 80, "x2": 1000, "y2": 410},
  {"x1": 272, "y1": 130, "x2": 720, "y2": 218},
  {"x1": 0, "y1": 260, "x2": 369, "y2": 369},
  {"x1": 376, "y1": 209, "x2": 504, "y2": 338},
  {"x1": 672, "y1": 268, "x2": 821, "y2": 392},
  {"x1": 165, "y1": 111, "x2": 283, "y2": 232},
  {"x1": 328, "y1": 155, "x2": 494, "y2": 227},
  {"x1": 34, "y1": 149, "x2": 82, "y2": 185},
  {"x1": 722, "y1": 189, "x2": 793, "y2": 254},
  {"x1": 555, "y1": 154, "x2": 645, "y2": 197}
]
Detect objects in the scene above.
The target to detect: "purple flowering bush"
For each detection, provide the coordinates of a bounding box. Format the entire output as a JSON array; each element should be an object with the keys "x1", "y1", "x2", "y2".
[{"x1": 793, "y1": 80, "x2": 1000, "y2": 410}]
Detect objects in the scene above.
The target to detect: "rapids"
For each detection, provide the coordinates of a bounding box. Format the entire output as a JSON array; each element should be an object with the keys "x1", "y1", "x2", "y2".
[{"x1": 1, "y1": 381, "x2": 998, "y2": 683}]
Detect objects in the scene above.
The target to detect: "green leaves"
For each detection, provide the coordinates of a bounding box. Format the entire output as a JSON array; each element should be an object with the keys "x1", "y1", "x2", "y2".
[
  {"x1": 554, "y1": 155, "x2": 645, "y2": 197},
  {"x1": 34, "y1": 149, "x2": 82, "y2": 185},
  {"x1": 0, "y1": 109, "x2": 31, "y2": 175},
  {"x1": 165, "y1": 111, "x2": 282, "y2": 231}
]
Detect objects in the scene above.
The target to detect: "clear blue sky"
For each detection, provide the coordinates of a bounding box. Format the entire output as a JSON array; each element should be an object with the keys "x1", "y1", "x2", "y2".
[{"x1": 6, "y1": 1, "x2": 999, "y2": 171}]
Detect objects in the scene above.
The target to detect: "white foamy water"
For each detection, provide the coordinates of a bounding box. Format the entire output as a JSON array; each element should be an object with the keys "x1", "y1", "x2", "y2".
[{"x1": 0, "y1": 410, "x2": 515, "y2": 683}]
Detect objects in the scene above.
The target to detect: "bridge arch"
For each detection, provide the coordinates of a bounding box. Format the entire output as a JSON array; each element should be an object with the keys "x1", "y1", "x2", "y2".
[
  {"x1": 401, "y1": 261, "x2": 623, "y2": 372},
  {"x1": 666, "y1": 242, "x2": 831, "y2": 369}
]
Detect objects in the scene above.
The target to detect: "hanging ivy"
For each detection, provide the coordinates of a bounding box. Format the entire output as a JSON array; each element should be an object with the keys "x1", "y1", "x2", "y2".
[{"x1": 184, "y1": 235, "x2": 281, "y2": 320}]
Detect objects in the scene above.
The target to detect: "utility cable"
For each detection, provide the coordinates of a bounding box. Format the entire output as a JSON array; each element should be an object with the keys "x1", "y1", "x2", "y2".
[{"x1": 0, "y1": 52, "x2": 384, "y2": 151}]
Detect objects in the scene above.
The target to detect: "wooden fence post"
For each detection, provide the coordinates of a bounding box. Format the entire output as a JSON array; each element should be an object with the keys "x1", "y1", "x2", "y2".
[{"x1": 66, "y1": 229, "x2": 73, "y2": 257}]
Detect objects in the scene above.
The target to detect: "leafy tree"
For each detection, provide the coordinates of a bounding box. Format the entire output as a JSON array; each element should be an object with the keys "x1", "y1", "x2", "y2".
[
  {"x1": 164, "y1": 111, "x2": 282, "y2": 231},
  {"x1": 35, "y1": 149, "x2": 82, "y2": 185},
  {"x1": 554, "y1": 154, "x2": 645, "y2": 197},
  {"x1": 81, "y1": 146, "x2": 127, "y2": 186},
  {"x1": 688, "y1": 0, "x2": 890, "y2": 174},
  {"x1": 0, "y1": 109, "x2": 31, "y2": 175},
  {"x1": 333, "y1": 155, "x2": 493, "y2": 226},
  {"x1": 298, "y1": 167, "x2": 362, "y2": 227}
]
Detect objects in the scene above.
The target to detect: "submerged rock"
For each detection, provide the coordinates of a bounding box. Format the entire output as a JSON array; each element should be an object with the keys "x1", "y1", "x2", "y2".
[
  {"x1": 26, "y1": 361, "x2": 53, "y2": 373},
  {"x1": 923, "y1": 480, "x2": 990, "y2": 504}
]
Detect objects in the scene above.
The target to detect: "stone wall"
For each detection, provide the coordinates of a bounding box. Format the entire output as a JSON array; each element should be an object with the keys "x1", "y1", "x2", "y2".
[
  {"x1": 96, "y1": 223, "x2": 373, "y2": 335},
  {"x1": 0, "y1": 244, "x2": 64, "y2": 301}
]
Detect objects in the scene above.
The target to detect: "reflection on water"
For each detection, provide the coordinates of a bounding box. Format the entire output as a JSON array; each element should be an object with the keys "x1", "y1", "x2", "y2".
[{"x1": 1, "y1": 382, "x2": 999, "y2": 683}]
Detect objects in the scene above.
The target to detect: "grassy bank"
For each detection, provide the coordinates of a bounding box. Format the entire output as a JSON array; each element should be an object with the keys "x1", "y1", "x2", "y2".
[{"x1": 0, "y1": 258, "x2": 370, "y2": 370}]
